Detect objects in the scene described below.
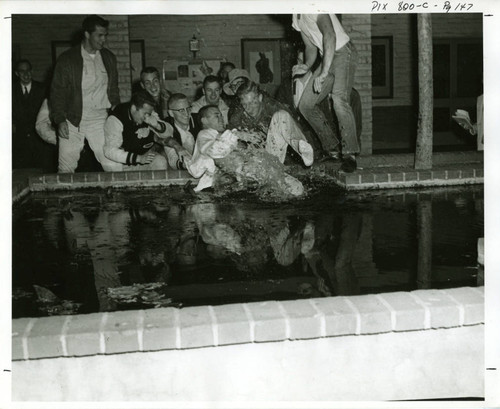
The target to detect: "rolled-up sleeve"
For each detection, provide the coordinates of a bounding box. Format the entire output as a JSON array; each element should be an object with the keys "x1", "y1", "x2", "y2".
[{"x1": 104, "y1": 116, "x2": 127, "y2": 164}]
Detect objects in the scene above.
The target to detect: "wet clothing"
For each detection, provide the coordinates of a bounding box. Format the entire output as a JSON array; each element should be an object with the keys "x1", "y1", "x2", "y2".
[
  {"x1": 104, "y1": 102, "x2": 164, "y2": 169},
  {"x1": 187, "y1": 128, "x2": 238, "y2": 191},
  {"x1": 229, "y1": 94, "x2": 291, "y2": 138},
  {"x1": 229, "y1": 95, "x2": 313, "y2": 166}
]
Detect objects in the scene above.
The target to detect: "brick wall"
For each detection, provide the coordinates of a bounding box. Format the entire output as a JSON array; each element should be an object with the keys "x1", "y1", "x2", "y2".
[
  {"x1": 12, "y1": 14, "x2": 130, "y2": 102},
  {"x1": 371, "y1": 14, "x2": 415, "y2": 108},
  {"x1": 12, "y1": 14, "x2": 83, "y2": 83},
  {"x1": 432, "y1": 12, "x2": 483, "y2": 37},
  {"x1": 372, "y1": 13, "x2": 482, "y2": 108},
  {"x1": 128, "y1": 14, "x2": 290, "y2": 69},
  {"x1": 342, "y1": 14, "x2": 372, "y2": 155},
  {"x1": 106, "y1": 15, "x2": 131, "y2": 102}
]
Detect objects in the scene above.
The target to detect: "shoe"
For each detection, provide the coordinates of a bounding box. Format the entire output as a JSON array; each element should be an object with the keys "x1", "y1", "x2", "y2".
[{"x1": 340, "y1": 155, "x2": 357, "y2": 173}]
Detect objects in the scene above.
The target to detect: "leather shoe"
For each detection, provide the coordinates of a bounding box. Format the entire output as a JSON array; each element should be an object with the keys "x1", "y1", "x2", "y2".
[{"x1": 340, "y1": 155, "x2": 357, "y2": 173}]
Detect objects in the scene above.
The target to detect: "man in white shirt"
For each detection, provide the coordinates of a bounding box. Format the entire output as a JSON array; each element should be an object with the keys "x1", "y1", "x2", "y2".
[
  {"x1": 50, "y1": 15, "x2": 121, "y2": 173},
  {"x1": 187, "y1": 105, "x2": 237, "y2": 191},
  {"x1": 292, "y1": 14, "x2": 359, "y2": 172},
  {"x1": 191, "y1": 75, "x2": 230, "y2": 126}
]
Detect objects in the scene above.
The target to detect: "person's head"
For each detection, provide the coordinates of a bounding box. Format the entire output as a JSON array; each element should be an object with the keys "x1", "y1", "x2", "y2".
[
  {"x1": 130, "y1": 90, "x2": 156, "y2": 125},
  {"x1": 199, "y1": 105, "x2": 225, "y2": 133},
  {"x1": 223, "y1": 68, "x2": 251, "y2": 96},
  {"x1": 140, "y1": 66, "x2": 161, "y2": 101},
  {"x1": 237, "y1": 81, "x2": 263, "y2": 118},
  {"x1": 168, "y1": 93, "x2": 192, "y2": 128},
  {"x1": 202, "y1": 75, "x2": 222, "y2": 105},
  {"x1": 82, "y1": 15, "x2": 109, "y2": 53},
  {"x1": 218, "y1": 62, "x2": 235, "y2": 84},
  {"x1": 15, "y1": 59, "x2": 32, "y2": 85}
]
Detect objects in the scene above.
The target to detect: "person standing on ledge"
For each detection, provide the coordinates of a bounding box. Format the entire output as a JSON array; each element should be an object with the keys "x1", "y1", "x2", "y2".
[
  {"x1": 292, "y1": 14, "x2": 359, "y2": 172},
  {"x1": 50, "y1": 14, "x2": 122, "y2": 173}
]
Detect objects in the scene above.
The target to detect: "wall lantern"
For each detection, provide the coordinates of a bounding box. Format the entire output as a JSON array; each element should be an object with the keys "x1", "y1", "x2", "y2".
[{"x1": 189, "y1": 35, "x2": 200, "y2": 59}]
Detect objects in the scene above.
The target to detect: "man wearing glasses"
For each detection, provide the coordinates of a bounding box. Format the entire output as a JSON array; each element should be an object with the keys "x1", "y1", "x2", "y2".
[{"x1": 160, "y1": 93, "x2": 197, "y2": 170}]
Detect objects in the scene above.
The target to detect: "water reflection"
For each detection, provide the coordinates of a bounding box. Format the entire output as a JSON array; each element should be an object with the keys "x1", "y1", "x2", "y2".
[{"x1": 12, "y1": 187, "x2": 484, "y2": 317}]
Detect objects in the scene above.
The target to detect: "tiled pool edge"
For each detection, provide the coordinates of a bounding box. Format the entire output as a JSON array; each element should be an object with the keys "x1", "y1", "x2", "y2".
[
  {"x1": 12, "y1": 286, "x2": 484, "y2": 360},
  {"x1": 335, "y1": 167, "x2": 483, "y2": 190},
  {"x1": 28, "y1": 169, "x2": 196, "y2": 192},
  {"x1": 23, "y1": 166, "x2": 483, "y2": 195}
]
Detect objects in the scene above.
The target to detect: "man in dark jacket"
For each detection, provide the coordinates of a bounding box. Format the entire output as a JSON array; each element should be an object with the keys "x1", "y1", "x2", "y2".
[
  {"x1": 12, "y1": 59, "x2": 53, "y2": 170},
  {"x1": 50, "y1": 14, "x2": 121, "y2": 173},
  {"x1": 103, "y1": 90, "x2": 168, "y2": 171}
]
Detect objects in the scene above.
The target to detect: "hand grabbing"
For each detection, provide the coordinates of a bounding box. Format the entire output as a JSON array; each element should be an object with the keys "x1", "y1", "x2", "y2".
[
  {"x1": 144, "y1": 111, "x2": 160, "y2": 129},
  {"x1": 58, "y1": 122, "x2": 69, "y2": 139},
  {"x1": 292, "y1": 63, "x2": 310, "y2": 78},
  {"x1": 175, "y1": 147, "x2": 192, "y2": 163},
  {"x1": 137, "y1": 151, "x2": 156, "y2": 165},
  {"x1": 313, "y1": 73, "x2": 328, "y2": 93}
]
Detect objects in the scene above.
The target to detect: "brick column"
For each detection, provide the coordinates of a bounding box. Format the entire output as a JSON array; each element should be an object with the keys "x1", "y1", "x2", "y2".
[
  {"x1": 105, "y1": 15, "x2": 131, "y2": 103},
  {"x1": 342, "y1": 14, "x2": 373, "y2": 155}
]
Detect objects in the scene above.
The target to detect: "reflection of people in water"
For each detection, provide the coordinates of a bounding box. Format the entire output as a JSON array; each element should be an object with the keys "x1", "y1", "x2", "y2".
[
  {"x1": 186, "y1": 202, "x2": 363, "y2": 296},
  {"x1": 47, "y1": 207, "x2": 129, "y2": 311},
  {"x1": 255, "y1": 52, "x2": 274, "y2": 84},
  {"x1": 302, "y1": 213, "x2": 362, "y2": 296}
]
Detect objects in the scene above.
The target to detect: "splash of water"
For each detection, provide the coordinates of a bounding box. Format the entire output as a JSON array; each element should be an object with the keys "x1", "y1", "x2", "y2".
[{"x1": 214, "y1": 147, "x2": 305, "y2": 201}]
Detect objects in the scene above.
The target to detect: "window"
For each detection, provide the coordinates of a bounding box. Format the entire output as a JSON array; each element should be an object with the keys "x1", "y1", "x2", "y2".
[
  {"x1": 432, "y1": 38, "x2": 482, "y2": 134},
  {"x1": 372, "y1": 36, "x2": 393, "y2": 99}
]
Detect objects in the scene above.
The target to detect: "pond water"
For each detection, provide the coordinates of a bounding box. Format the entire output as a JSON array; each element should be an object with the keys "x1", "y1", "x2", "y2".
[{"x1": 12, "y1": 184, "x2": 484, "y2": 318}]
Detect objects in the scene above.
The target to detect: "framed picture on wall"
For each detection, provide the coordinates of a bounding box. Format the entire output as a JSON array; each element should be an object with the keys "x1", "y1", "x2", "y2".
[
  {"x1": 130, "y1": 40, "x2": 145, "y2": 83},
  {"x1": 241, "y1": 39, "x2": 282, "y2": 87},
  {"x1": 372, "y1": 36, "x2": 393, "y2": 99},
  {"x1": 51, "y1": 41, "x2": 72, "y2": 65}
]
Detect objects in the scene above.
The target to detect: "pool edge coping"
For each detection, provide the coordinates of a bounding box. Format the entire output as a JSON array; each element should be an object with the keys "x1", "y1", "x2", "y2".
[{"x1": 12, "y1": 286, "x2": 484, "y2": 360}]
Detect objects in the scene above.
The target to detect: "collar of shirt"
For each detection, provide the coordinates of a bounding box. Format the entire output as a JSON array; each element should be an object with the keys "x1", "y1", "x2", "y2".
[
  {"x1": 201, "y1": 96, "x2": 228, "y2": 110},
  {"x1": 174, "y1": 121, "x2": 193, "y2": 136},
  {"x1": 22, "y1": 82, "x2": 32, "y2": 93},
  {"x1": 81, "y1": 44, "x2": 100, "y2": 60}
]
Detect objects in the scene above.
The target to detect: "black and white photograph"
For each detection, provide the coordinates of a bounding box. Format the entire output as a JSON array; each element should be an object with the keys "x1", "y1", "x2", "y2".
[{"x1": 1, "y1": 0, "x2": 499, "y2": 407}]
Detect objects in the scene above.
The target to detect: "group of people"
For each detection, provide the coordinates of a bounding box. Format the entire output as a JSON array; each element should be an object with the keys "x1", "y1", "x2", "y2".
[{"x1": 13, "y1": 13, "x2": 361, "y2": 193}]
